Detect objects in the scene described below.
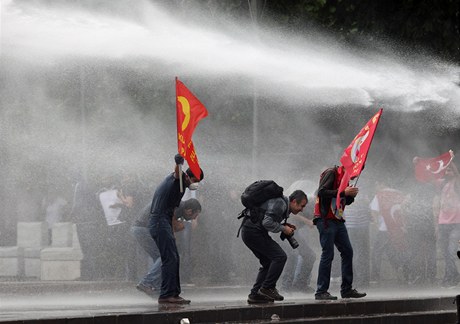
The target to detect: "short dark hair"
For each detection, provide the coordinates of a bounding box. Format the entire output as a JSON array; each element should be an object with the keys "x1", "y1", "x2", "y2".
[
  {"x1": 183, "y1": 198, "x2": 202, "y2": 213},
  {"x1": 289, "y1": 190, "x2": 308, "y2": 204},
  {"x1": 186, "y1": 168, "x2": 204, "y2": 181}
]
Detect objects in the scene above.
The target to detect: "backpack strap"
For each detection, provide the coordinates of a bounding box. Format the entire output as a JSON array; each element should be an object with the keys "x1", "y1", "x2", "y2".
[
  {"x1": 283, "y1": 196, "x2": 290, "y2": 221},
  {"x1": 236, "y1": 206, "x2": 267, "y2": 237},
  {"x1": 236, "y1": 208, "x2": 249, "y2": 237}
]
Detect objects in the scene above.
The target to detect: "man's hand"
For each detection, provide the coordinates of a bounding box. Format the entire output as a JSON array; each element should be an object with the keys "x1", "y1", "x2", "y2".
[
  {"x1": 344, "y1": 186, "x2": 359, "y2": 197},
  {"x1": 174, "y1": 154, "x2": 184, "y2": 165},
  {"x1": 282, "y1": 224, "x2": 295, "y2": 236}
]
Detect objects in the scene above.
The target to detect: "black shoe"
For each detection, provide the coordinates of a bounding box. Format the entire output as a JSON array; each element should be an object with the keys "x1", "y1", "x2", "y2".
[
  {"x1": 341, "y1": 289, "x2": 366, "y2": 299},
  {"x1": 315, "y1": 292, "x2": 338, "y2": 300},
  {"x1": 247, "y1": 293, "x2": 274, "y2": 304},
  {"x1": 136, "y1": 283, "x2": 157, "y2": 297},
  {"x1": 259, "y1": 287, "x2": 284, "y2": 301}
]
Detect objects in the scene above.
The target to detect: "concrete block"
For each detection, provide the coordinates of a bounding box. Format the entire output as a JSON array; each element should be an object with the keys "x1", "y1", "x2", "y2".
[
  {"x1": 0, "y1": 246, "x2": 22, "y2": 257},
  {"x1": 51, "y1": 222, "x2": 73, "y2": 247},
  {"x1": 24, "y1": 248, "x2": 41, "y2": 278},
  {"x1": 40, "y1": 247, "x2": 83, "y2": 281},
  {"x1": 17, "y1": 222, "x2": 48, "y2": 248},
  {"x1": 40, "y1": 259, "x2": 82, "y2": 281},
  {"x1": 41, "y1": 247, "x2": 83, "y2": 261},
  {"x1": 0, "y1": 247, "x2": 24, "y2": 277}
]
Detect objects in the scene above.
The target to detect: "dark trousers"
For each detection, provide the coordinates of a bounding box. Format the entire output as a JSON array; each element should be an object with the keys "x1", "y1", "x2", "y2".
[
  {"x1": 282, "y1": 227, "x2": 316, "y2": 290},
  {"x1": 347, "y1": 226, "x2": 370, "y2": 288},
  {"x1": 150, "y1": 217, "x2": 181, "y2": 298},
  {"x1": 438, "y1": 223, "x2": 460, "y2": 285},
  {"x1": 76, "y1": 222, "x2": 105, "y2": 280},
  {"x1": 241, "y1": 227, "x2": 287, "y2": 295},
  {"x1": 371, "y1": 230, "x2": 409, "y2": 282},
  {"x1": 316, "y1": 218, "x2": 354, "y2": 295}
]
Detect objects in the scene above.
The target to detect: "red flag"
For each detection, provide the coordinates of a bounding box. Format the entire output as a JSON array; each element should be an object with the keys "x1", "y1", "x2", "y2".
[
  {"x1": 414, "y1": 150, "x2": 454, "y2": 183},
  {"x1": 336, "y1": 108, "x2": 383, "y2": 213},
  {"x1": 376, "y1": 188, "x2": 408, "y2": 250},
  {"x1": 176, "y1": 78, "x2": 208, "y2": 179}
]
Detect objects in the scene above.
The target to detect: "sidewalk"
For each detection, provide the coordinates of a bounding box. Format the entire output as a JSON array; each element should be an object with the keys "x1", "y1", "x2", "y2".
[{"x1": 1, "y1": 279, "x2": 458, "y2": 323}]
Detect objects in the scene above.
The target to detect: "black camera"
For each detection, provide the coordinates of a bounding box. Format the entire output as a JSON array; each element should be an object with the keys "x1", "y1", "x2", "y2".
[{"x1": 280, "y1": 232, "x2": 299, "y2": 249}]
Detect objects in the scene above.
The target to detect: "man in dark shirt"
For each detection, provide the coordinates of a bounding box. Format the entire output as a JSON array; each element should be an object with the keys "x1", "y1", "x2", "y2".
[
  {"x1": 132, "y1": 198, "x2": 202, "y2": 297},
  {"x1": 313, "y1": 166, "x2": 366, "y2": 300},
  {"x1": 148, "y1": 154, "x2": 204, "y2": 304}
]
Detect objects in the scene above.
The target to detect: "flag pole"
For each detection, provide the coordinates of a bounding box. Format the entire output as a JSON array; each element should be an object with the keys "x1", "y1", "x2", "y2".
[
  {"x1": 351, "y1": 108, "x2": 383, "y2": 189},
  {"x1": 179, "y1": 164, "x2": 183, "y2": 193},
  {"x1": 352, "y1": 175, "x2": 360, "y2": 187},
  {"x1": 176, "y1": 76, "x2": 184, "y2": 193}
]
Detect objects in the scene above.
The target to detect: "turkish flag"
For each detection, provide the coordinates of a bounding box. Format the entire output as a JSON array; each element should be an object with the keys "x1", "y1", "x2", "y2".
[
  {"x1": 176, "y1": 78, "x2": 208, "y2": 179},
  {"x1": 414, "y1": 151, "x2": 454, "y2": 183},
  {"x1": 376, "y1": 188, "x2": 408, "y2": 251},
  {"x1": 336, "y1": 108, "x2": 383, "y2": 212}
]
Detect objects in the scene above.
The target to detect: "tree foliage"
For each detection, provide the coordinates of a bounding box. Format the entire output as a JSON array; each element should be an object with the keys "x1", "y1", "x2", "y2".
[{"x1": 190, "y1": 0, "x2": 460, "y2": 62}]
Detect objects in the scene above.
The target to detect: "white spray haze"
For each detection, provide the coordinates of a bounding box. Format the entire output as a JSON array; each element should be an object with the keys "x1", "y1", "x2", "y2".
[{"x1": 2, "y1": 0, "x2": 459, "y2": 110}]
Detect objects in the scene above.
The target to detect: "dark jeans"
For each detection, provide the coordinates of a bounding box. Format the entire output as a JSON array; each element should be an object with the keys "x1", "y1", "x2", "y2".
[
  {"x1": 176, "y1": 221, "x2": 193, "y2": 283},
  {"x1": 282, "y1": 227, "x2": 316, "y2": 290},
  {"x1": 407, "y1": 227, "x2": 436, "y2": 284},
  {"x1": 371, "y1": 230, "x2": 409, "y2": 282},
  {"x1": 315, "y1": 218, "x2": 353, "y2": 295},
  {"x1": 76, "y1": 222, "x2": 105, "y2": 280},
  {"x1": 131, "y1": 225, "x2": 162, "y2": 289},
  {"x1": 438, "y1": 223, "x2": 460, "y2": 285},
  {"x1": 150, "y1": 217, "x2": 181, "y2": 298},
  {"x1": 347, "y1": 225, "x2": 370, "y2": 288},
  {"x1": 241, "y1": 227, "x2": 287, "y2": 295}
]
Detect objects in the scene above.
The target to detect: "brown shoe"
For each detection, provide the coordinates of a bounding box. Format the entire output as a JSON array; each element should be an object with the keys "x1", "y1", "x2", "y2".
[
  {"x1": 136, "y1": 283, "x2": 157, "y2": 297},
  {"x1": 158, "y1": 296, "x2": 191, "y2": 304}
]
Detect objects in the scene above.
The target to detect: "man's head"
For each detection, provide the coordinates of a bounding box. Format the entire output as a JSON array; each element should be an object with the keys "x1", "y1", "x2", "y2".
[
  {"x1": 182, "y1": 198, "x2": 202, "y2": 220},
  {"x1": 288, "y1": 190, "x2": 308, "y2": 215},
  {"x1": 184, "y1": 168, "x2": 204, "y2": 188}
]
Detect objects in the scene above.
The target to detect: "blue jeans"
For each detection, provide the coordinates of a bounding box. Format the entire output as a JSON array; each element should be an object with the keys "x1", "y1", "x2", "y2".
[
  {"x1": 175, "y1": 221, "x2": 193, "y2": 283},
  {"x1": 282, "y1": 226, "x2": 316, "y2": 290},
  {"x1": 131, "y1": 226, "x2": 162, "y2": 289},
  {"x1": 316, "y1": 218, "x2": 353, "y2": 295},
  {"x1": 438, "y1": 223, "x2": 460, "y2": 285},
  {"x1": 241, "y1": 227, "x2": 287, "y2": 295},
  {"x1": 149, "y1": 216, "x2": 181, "y2": 298}
]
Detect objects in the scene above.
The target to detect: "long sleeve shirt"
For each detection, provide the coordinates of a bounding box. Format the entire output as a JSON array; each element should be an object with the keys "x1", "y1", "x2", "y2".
[{"x1": 243, "y1": 196, "x2": 289, "y2": 233}]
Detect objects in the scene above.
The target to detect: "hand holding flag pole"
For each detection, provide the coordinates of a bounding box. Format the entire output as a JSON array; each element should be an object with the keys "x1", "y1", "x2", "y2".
[
  {"x1": 175, "y1": 77, "x2": 208, "y2": 192},
  {"x1": 174, "y1": 154, "x2": 185, "y2": 192}
]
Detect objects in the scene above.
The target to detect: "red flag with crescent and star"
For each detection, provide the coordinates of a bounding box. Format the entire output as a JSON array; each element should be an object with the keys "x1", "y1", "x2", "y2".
[
  {"x1": 176, "y1": 78, "x2": 208, "y2": 179},
  {"x1": 336, "y1": 108, "x2": 383, "y2": 214},
  {"x1": 414, "y1": 150, "x2": 454, "y2": 183}
]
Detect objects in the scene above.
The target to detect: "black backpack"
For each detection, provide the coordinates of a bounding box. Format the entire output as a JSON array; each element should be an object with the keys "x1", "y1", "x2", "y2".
[{"x1": 237, "y1": 180, "x2": 284, "y2": 235}]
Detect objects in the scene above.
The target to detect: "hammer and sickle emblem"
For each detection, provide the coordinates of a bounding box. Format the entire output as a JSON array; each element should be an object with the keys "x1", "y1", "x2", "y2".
[{"x1": 178, "y1": 96, "x2": 190, "y2": 131}]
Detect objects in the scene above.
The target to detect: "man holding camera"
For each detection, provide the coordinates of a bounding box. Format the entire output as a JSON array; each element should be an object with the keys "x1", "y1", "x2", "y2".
[{"x1": 241, "y1": 190, "x2": 308, "y2": 304}]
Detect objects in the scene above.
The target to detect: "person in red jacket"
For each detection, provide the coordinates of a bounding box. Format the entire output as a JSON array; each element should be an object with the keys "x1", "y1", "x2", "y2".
[{"x1": 313, "y1": 165, "x2": 366, "y2": 300}]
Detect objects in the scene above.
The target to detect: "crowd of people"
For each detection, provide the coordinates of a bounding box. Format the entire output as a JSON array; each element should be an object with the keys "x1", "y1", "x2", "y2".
[{"x1": 1, "y1": 152, "x2": 460, "y2": 305}]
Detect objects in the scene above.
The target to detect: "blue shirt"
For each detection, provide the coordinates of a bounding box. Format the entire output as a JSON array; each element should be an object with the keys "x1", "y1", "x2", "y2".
[{"x1": 149, "y1": 173, "x2": 185, "y2": 225}]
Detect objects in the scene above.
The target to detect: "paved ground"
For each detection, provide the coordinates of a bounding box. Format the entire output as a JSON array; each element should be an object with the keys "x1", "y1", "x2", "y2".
[{"x1": 0, "y1": 280, "x2": 459, "y2": 322}]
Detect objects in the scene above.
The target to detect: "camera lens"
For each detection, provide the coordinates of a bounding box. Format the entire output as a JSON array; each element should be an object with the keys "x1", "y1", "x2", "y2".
[{"x1": 286, "y1": 235, "x2": 299, "y2": 249}]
